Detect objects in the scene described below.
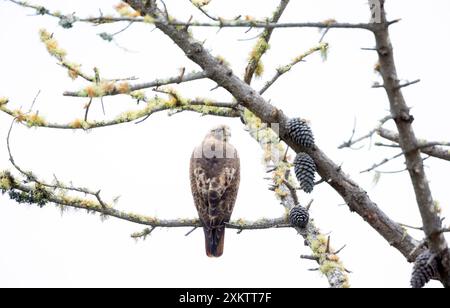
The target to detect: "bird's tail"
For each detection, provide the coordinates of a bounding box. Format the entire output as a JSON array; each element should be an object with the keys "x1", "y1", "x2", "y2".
[{"x1": 204, "y1": 226, "x2": 225, "y2": 257}]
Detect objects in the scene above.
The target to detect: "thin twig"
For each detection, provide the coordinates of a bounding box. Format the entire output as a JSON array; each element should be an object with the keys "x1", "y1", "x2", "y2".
[
  {"x1": 305, "y1": 199, "x2": 314, "y2": 211},
  {"x1": 314, "y1": 178, "x2": 327, "y2": 186},
  {"x1": 63, "y1": 71, "x2": 208, "y2": 97},
  {"x1": 301, "y1": 255, "x2": 319, "y2": 261},
  {"x1": 399, "y1": 223, "x2": 424, "y2": 231},
  {"x1": 374, "y1": 142, "x2": 400, "y2": 148},
  {"x1": 335, "y1": 245, "x2": 347, "y2": 255},
  {"x1": 84, "y1": 98, "x2": 93, "y2": 122},
  {"x1": 378, "y1": 128, "x2": 450, "y2": 161},
  {"x1": 326, "y1": 236, "x2": 331, "y2": 253},
  {"x1": 185, "y1": 226, "x2": 198, "y2": 236},
  {"x1": 360, "y1": 152, "x2": 404, "y2": 173},
  {"x1": 159, "y1": 0, "x2": 170, "y2": 21},
  {"x1": 377, "y1": 156, "x2": 431, "y2": 174},
  {"x1": 111, "y1": 21, "x2": 135, "y2": 36},
  {"x1": 338, "y1": 115, "x2": 392, "y2": 149},
  {"x1": 28, "y1": 90, "x2": 41, "y2": 112},
  {"x1": 259, "y1": 43, "x2": 326, "y2": 95},
  {"x1": 397, "y1": 79, "x2": 420, "y2": 89},
  {"x1": 7, "y1": 0, "x2": 377, "y2": 30},
  {"x1": 189, "y1": 0, "x2": 219, "y2": 21},
  {"x1": 95, "y1": 190, "x2": 108, "y2": 210},
  {"x1": 282, "y1": 179, "x2": 299, "y2": 205}
]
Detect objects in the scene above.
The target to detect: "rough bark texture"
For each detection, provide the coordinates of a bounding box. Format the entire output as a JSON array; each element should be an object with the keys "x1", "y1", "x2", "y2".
[
  {"x1": 378, "y1": 128, "x2": 450, "y2": 161},
  {"x1": 372, "y1": 0, "x2": 449, "y2": 286}
]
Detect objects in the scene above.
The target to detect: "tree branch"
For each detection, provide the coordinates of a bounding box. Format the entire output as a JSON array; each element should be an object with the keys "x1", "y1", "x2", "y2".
[
  {"x1": 166, "y1": 20, "x2": 376, "y2": 30},
  {"x1": 259, "y1": 43, "x2": 328, "y2": 95},
  {"x1": 188, "y1": 0, "x2": 220, "y2": 22},
  {"x1": 338, "y1": 115, "x2": 392, "y2": 149},
  {"x1": 63, "y1": 71, "x2": 208, "y2": 97},
  {"x1": 0, "y1": 97, "x2": 239, "y2": 129},
  {"x1": 243, "y1": 0, "x2": 290, "y2": 84},
  {"x1": 360, "y1": 152, "x2": 404, "y2": 174},
  {"x1": 372, "y1": 0, "x2": 449, "y2": 286},
  {"x1": 378, "y1": 128, "x2": 450, "y2": 161},
  {"x1": 7, "y1": 0, "x2": 376, "y2": 30},
  {"x1": 0, "y1": 170, "x2": 293, "y2": 230}
]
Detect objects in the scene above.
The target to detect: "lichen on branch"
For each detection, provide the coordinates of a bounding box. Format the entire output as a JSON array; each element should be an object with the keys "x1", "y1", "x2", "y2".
[{"x1": 0, "y1": 94, "x2": 238, "y2": 129}]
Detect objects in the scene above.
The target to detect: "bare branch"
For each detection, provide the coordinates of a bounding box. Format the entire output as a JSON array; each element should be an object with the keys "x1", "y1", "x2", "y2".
[
  {"x1": 360, "y1": 152, "x2": 404, "y2": 173},
  {"x1": 84, "y1": 98, "x2": 93, "y2": 122},
  {"x1": 362, "y1": 142, "x2": 440, "y2": 173},
  {"x1": 184, "y1": 226, "x2": 198, "y2": 237},
  {"x1": 326, "y1": 236, "x2": 331, "y2": 253},
  {"x1": 399, "y1": 223, "x2": 425, "y2": 232},
  {"x1": 167, "y1": 20, "x2": 376, "y2": 30},
  {"x1": 28, "y1": 90, "x2": 41, "y2": 112},
  {"x1": 6, "y1": 0, "x2": 376, "y2": 32},
  {"x1": 94, "y1": 190, "x2": 108, "y2": 210},
  {"x1": 111, "y1": 21, "x2": 136, "y2": 36},
  {"x1": 335, "y1": 245, "x2": 347, "y2": 255},
  {"x1": 282, "y1": 179, "x2": 299, "y2": 205},
  {"x1": 397, "y1": 79, "x2": 421, "y2": 89},
  {"x1": 189, "y1": 0, "x2": 219, "y2": 21},
  {"x1": 372, "y1": 2, "x2": 449, "y2": 286},
  {"x1": 378, "y1": 128, "x2": 450, "y2": 161},
  {"x1": 259, "y1": 43, "x2": 327, "y2": 95},
  {"x1": 361, "y1": 47, "x2": 378, "y2": 51},
  {"x1": 301, "y1": 255, "x2": 319, "y2": 261},
  {"x1": 63, "y1": 71, "x2": 208, "y2": 97},
  {"x1": 339, "y1": 115, "x2": 392, "y2": 149},
  {"x1": 374, "y1": 142, "x2": 401, "y2": 148},
  {"x1": 305, "y1": 199, "x2": 314, "y2": 211}
]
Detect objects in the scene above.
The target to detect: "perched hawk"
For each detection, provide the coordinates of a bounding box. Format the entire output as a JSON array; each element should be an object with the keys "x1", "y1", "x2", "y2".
[{"x1": 190, "y1": 125, "x2": 240, "y2": 257}]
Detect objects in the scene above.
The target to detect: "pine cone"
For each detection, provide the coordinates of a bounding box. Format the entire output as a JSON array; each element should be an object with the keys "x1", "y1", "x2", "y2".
[
  {"x1": 289, "y1": 206, "x2": 309, "y2": 228},
  {"x1": 294, "y1": 153, "x2": 316, "y2": 193},
  {"x1": 286, "y1": 118, "x2": 315, "y2": 148},
  {"x1": 410, "y1": 250, "x2": 438, "y2": 288}
]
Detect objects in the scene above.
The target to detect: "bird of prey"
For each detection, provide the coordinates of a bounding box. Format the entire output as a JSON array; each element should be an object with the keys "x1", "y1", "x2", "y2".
[{"x1": 190, "y1": 125, "x2": 240, "y2": 257}]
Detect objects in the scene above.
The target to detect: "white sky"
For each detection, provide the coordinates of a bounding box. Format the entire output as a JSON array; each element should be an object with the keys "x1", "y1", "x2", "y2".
[{"x1": 0, "y1": 0, "x2": 449, "y2": 288}]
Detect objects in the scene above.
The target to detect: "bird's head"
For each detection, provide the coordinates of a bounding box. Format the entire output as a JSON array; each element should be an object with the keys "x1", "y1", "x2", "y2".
[{"x1": 208, "y1": 125, "x2": 231, "y2": 142}]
